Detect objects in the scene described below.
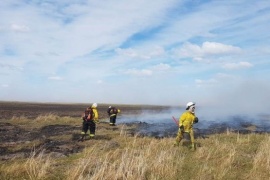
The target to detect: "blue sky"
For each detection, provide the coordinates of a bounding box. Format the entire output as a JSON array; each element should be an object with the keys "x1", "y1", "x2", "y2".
[{"x1": 1, "y1": 0, "x2": 270, "y2": 113}]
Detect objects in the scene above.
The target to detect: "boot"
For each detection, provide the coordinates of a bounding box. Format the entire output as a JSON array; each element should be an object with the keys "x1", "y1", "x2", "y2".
[
  {"x1": 190, "y1": 143, "x2": 195, "y2": 151},
  {"x1": 78, "y1": 131, "x2": 87, "y2": 142},
  {"x1": 78, "y1": 134, "x2": 85, "y2": 142}
]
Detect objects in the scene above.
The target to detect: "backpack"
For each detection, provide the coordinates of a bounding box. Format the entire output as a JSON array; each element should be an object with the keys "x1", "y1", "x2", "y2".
[
  {"x1": 83, "y1": 108, "x2": 94, "y2": 121},
  {"x1": 110, "y1": 107, "x2": 118, "y2": 114}
]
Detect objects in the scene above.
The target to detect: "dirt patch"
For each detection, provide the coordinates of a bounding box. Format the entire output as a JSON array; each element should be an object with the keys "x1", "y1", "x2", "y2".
[
  {"x1": 35, "y1": 138, "x2": 84, "y2": 156},
  {"x1": 0, "y1": 122, "x2": 85, "y2": 160},
  {"x1": 0, "y1": 102, "x2": 169, "y2": 160},
  {"x1": 0, "y1": 122, "x2": 31, "y2": 143},
  {"x1": 39, "y1": 124, "x2": 78, "y2": 137}
]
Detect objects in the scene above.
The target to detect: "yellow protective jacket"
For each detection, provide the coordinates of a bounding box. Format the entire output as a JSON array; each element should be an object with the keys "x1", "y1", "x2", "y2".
[
  {"x1": 91, "y1": 106, "x2": 99, "y2": 121},
  {"x1": 110, "y1": 109, "x2": 120, "y2": 117},
  {"x1": 179, "y1": 111, "x2": 196, "y2": 133}
]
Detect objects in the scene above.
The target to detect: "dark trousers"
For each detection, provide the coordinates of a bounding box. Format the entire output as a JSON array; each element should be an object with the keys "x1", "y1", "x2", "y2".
[
  {"x1": 82, "y1": 120, "x2": 96, "y2": 135},
  {"x1": 110, "y1": 115, "x2": 117, "y2": 125}
]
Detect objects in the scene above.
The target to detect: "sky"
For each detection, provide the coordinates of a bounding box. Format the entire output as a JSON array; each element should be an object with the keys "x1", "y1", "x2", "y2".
[{"x1": 1, "y1": 0, "x2": 270, "y2": 114}]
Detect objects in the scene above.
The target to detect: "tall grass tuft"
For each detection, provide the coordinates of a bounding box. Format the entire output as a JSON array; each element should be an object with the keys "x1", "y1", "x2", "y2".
[
  {"x1": 25, "y1": 150, "x2": 52, "y2": 180},
  {"x1": 65, "y1": 135, "x2": 187, "y2": 180},
  {"x1": 249, "y1": 136, "x2": 270, "y2": 179}
]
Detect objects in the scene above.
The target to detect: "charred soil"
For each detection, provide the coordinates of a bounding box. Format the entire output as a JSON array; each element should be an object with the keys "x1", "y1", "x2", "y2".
[{"x1": 0, "y1": 101, "x2": 169, "y2": 160}]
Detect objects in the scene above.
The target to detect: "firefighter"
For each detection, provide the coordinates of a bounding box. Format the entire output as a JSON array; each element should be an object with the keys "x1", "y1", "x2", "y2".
[
  {"x1": 174, "y1": 102, "x2": 199, "y2": 150},
  {"x1": 79, "y1": 103, "x2": 99, "y2": 141},
  {"x1": 107, "y1": 106, "x2": 120, "y2": 126}
]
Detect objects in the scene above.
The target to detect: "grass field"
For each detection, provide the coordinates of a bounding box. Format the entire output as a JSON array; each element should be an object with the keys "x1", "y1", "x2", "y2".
[{"x1": 1, "y1": 113, "x2": 270, "y2": 180}]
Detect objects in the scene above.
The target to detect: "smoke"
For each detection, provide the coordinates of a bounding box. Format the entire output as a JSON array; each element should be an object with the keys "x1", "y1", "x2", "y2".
[
  {"x1": 117, "y1": 104, "x2": 270, "y2": 137},
  {"x1": 115, "y1": 79, "x2": 270, "y2": 137},
  {"x1": 197, "y1": 78, "x2": 270, "y2": 118}
]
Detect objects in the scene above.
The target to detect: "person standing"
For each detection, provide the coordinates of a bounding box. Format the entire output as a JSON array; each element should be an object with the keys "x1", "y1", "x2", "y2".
[
  {"x1": 107, "y1": 106, "x2": 120, "y2": 126},
  {"x1": 79, "y1": 103, "x2": 99, "y2": 141},
  {"x1": 174, "y1": 102, "x2": 199, "y2": 150}
]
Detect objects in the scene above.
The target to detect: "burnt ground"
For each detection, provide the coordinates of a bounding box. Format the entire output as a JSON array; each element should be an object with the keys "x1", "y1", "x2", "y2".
[
  {"x1": 0, "y1": 101, "x2": 168, "y2": 120},
  {"x1": 1, "y1": 101, "x2": 269, "y2": 160},
  {"x1": 0, "y1": 101, "x2": 169, "y2": 160},
  {"x1": 0, "y1": 122, "x2": 84, "y2": 160}
]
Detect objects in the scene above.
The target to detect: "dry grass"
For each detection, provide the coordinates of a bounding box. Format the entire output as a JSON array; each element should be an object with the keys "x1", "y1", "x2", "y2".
[
  {"x1": 10, "y1": 113, "x2": 78, "y2": 129},
  {"x1": 65, "y1": 137, "x2": 183, "y2": 180},
  {"x1": 249, "y1": 136, "x2": 270, "y2": 179},
  {"x1": 1, "y1": 115, "x2": 270, "y2": 180},
  {"x1": 25, "y1": 150, "x2": 53, "y2": 180}
]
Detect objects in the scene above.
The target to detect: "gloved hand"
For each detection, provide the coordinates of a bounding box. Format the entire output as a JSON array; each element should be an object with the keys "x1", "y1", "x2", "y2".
[
  {"x1": 194, "y1": 117, "x2": 199, "y2": 123},
  {"x1": 179, "y1": 125, "x2": 184, "y2": 132}
]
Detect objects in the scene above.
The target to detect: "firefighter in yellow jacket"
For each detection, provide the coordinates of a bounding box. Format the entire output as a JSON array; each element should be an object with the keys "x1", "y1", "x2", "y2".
[
  {"x1": 174, "y1": 102, "x2": 199, "y2": 150},
  {"x1": 79, "y1": 103, "x2": 99, "y2": 141}
]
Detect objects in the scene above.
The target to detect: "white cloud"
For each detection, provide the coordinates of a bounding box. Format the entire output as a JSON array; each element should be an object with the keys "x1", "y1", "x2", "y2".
[
  {"x1": 124, "y1": 69, "x2": 152, "y2": 76},
  {"x1": 202, "y1": 42, "x2": 241, "y2": 55},
  {"x1": 10, "y1": 23, "x2": 30, "y2": 32},
  {"x1": 151, "y1": 63, "x2": 170, "y2": 71},
  {"x1": 0, "y1": 62, "x2": 24, "y2": 73},
  {"x1": 97, "y1": 80, "x2": 103, "y2": 84},
  {"x1": 0, "y1": 0, "x2": 269, "y2": 110},
  {"x1": 173, "y1": 41, "x2": 242, "y2": 60},
  {"x1": 115, "y1": 48, "x2": 144, "y2": 58},
  {"x1": 48, "y1": 76, "x2": 63, "y2": 81},
  {"x1": 195, "y1": 78, "x2": 218, "y2": 87},
  {"x1": 148, "y1": 46, "x2": 165, "y2": 57},
  {"x1": 222, "y1": 61, "x2": 253, "y2": 70},
  {"x1": 115, "y1": 46, "x2": 165, "y2": 60}
]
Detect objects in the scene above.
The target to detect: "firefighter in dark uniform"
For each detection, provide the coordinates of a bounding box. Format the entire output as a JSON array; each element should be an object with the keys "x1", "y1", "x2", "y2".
[
  {"x1": 107, "y1": 106, "x2": 120, "y2": 126},
  {"x1": 79, "y1": 103, "x2": 99, "y2": 141}
]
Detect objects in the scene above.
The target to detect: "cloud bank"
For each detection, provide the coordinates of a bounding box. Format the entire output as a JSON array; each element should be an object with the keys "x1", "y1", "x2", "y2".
[{"x1": 0, "y1": 0, "x2": 269, "y2": 116}]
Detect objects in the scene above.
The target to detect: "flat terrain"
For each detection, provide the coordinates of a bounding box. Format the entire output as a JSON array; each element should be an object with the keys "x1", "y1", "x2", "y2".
[
  {"x1": 1, "y1": 101, "x2": 268, "y2": 161},
  {"x1": 0, "y1": 101, "x2": 170, "y2": 160},
  {"x1": 0, "y1": 101, "x2": 169, "y2": 120},
  {"x1": 1, "y1": 102, "x2": 270, "y2": 179}
]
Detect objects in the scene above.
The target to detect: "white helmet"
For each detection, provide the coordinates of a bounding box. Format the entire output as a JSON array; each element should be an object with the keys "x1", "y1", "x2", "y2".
[
  {"x1": 92, "y1": 103, "x2": 97, "y2": 108},
  {"x1": 186, "y1": 102, "x2": 195, "y2": 110}
]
